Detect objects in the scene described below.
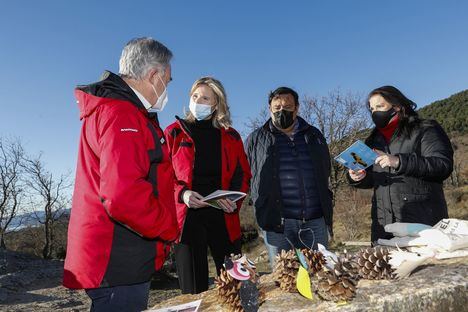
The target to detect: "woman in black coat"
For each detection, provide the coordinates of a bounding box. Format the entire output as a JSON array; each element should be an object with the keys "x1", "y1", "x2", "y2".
[{"x1": 348, "y1": 86, "x2": 453, "y2": 244}]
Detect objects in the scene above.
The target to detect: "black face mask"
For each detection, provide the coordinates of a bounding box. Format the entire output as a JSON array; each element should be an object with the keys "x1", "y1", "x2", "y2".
[
  {"x1": 372, "y1": 107, "x2": 397, "y2": 128},
  {"x1": 273, "y1": 109, "x2": 295, "y2": 129}
]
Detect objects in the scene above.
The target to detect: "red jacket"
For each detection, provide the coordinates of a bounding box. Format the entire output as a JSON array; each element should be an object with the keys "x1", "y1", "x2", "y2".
[
  {"x1": 63, "y1": 72, "x2": 178, "y2": 289},
  {"x1": 164, "y1": 118, "x2": 251, "y2": 243}
]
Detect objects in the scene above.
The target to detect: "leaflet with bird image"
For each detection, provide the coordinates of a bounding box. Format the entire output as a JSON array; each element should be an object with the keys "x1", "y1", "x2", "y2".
[
  {"x1": 334, "y1": 140, "x2": 378, "y2": 171},
  {"x1": 201, "y1": 190, "x2": 247, "y2": 210}
]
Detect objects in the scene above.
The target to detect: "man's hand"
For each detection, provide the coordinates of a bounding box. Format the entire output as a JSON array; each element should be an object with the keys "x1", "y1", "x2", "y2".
[
  {"x1": 182, "y1": 190, "x2": 208, "y2": 209},
  {"x1": 349, "y1": 169, "x2": 366, "y2": 181},
  {"x1": 374, "y1": 149, "x2": 400, "y2": 169}
]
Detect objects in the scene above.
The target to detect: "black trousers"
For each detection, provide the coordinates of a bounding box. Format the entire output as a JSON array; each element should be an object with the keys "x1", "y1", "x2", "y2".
[{"x1": 174, "y1": 207, "x2": 241, "y2": 294}]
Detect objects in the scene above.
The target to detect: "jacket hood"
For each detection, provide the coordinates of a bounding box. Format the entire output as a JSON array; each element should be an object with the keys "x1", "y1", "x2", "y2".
[{"x1": 75, "y1": 71, "x2": 146, "y2": 120}]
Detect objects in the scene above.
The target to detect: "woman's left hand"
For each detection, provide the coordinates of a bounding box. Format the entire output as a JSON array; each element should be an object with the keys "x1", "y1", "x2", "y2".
[
  {"x1": 217, "y1": 198, "x2": 237, "y2": 213},
  {"x1": 374, "y1": 149, "x2": 400, "y2": 169}
]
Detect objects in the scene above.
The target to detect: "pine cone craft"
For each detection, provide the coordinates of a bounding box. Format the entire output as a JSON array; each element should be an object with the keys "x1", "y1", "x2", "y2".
[
  {"x1": 301, "y1": 249, "x2": 326, "y2": 275},
  {"x1": 312, "y1": 268, "x2": 357, "y2": 302},
  {"x1": 214, "y1": 254, "x2": 265, "y2": 312},
  {"x1": 215, "y1": 269, "x2": 243, "y2": 312},
  {"x1": 355, "y1": 247, "x2": 395, "y2": 280},
  {"x1": 274, "y1": 249, "x2": 300, "y2": 292}
]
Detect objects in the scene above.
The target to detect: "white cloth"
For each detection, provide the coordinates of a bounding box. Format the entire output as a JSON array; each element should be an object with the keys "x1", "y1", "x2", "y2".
[
  {"x1": 433, "y1": 218, "x2": 468, "y2": 235},
  {"x1": 384, "y1": 222, "x2": 431, "y2": 237},
  {"x1": 378, "y1": 219, "x2": 468, "y2": 252},
  {"x1": 407, "y1": 246, "x2": 468, "y2": 260}
]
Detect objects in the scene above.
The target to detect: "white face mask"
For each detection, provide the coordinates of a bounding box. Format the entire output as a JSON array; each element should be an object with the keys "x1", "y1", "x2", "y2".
[
  {"x1": 150, "y1": 74, "x2": 168, "y2": 112},
  {"x1": 189, "y1": 98, "x2": 213, "y2": 120}
]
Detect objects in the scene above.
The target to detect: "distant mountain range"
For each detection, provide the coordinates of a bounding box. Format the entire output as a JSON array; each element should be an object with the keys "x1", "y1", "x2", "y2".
[{"x1": 6, "y1": 209, "x2": 70, "y2": 232}]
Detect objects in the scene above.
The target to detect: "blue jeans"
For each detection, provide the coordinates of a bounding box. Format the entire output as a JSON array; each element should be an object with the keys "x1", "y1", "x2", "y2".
[
  {"x1": 85, "y1": 281, "x2": 150, "y2": 312},
  {"x1": 263, "y1": 217, "x2": 328, "y2": 270}
]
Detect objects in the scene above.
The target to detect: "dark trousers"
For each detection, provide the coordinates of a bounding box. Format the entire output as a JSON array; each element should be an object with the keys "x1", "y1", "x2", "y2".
[
  {"x1": 85, "y1": 281, "x2": 150, "y2": 312},
  {"x1": 175, "y1": 207, "x2": 241, "y2": 294}
]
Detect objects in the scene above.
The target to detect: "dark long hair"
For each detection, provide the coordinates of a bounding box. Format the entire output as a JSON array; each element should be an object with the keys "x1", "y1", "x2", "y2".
[{"x1": 368, "y1": 86, "x2": 419, "y2": 137}]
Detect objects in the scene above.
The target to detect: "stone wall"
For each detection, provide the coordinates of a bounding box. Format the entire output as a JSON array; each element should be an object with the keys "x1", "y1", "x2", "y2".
[{"x1": 149, "y1": 257, "x2": 468, "y2": 312}]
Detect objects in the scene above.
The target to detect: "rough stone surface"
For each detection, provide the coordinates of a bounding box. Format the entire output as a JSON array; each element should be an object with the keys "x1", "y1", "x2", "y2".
[
  {"x1": 0, "y1": 248, "x2": 466, "y2": 312},
  {"x1": 149, "y1": 257, "x2": 468, "y2": 312}
]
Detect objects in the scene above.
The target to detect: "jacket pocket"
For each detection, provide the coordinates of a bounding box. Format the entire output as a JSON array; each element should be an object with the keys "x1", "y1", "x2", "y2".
[
  {"x1": 401, "y1": 193, "x2": 430, "y2": 203},
  {"x1": 400, "y1": 193, "x2": 432, "y2": 224}
]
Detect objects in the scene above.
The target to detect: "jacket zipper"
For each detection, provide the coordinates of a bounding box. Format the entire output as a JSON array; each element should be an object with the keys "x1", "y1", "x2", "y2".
[{"x1": 271, "y1": 132, "x2": 285, "y2": 231}]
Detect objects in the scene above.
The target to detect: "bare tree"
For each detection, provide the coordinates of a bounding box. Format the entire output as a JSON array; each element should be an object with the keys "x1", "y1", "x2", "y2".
[
  {"x1": 23, "y1": 155, "x2": 71, "y2": 259},
  {"x1": 448, "y1": 140, "x2": 464, "y2": 187},
  {"x1": 301, "y1": 90, "x2": 372, "y2": 202},
  {"x1": 242, "y1": 107, "x2": 270, "y2": 137},
  {"x1": 0, "y1": 138, "x2": 26, "y2": 249},
  {"x1": 448, "y1": 156, "x2": 462, "y2": 187}
]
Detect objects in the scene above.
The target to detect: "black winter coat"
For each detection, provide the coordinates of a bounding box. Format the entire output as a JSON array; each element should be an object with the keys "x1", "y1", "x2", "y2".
[
  {"x1": 349, "y1": 118, "x2": 453, "y2": 243},
  {"x1": 245, "y1": 117, "x2": 333, "y2": 235}
]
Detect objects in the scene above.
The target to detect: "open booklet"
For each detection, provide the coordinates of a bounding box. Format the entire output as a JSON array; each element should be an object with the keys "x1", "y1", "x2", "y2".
[
  {"x1": 201, "y1": 190, "x2": 247, "y2": 210},
  {"x1": 334, "y1": 140, "x2": 378, "y2": 171},
  {"x1": 145, "y1": 299, "x2": 201, "y2": 312}
]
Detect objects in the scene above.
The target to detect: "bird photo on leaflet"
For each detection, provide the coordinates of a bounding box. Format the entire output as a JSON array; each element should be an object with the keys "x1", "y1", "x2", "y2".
[{"x1": 351, "y1": 152, "x2": 368, "y2": 167}]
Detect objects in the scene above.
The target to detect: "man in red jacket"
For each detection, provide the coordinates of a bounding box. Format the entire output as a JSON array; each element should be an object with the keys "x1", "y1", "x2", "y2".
[{"x1": 63, "y1": 37, "x2": 179, "y2": 312}]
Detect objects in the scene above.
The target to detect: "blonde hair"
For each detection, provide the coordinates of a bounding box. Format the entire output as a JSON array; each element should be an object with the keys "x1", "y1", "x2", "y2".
[{"x1": 185, "y1": 77, "x2": 232, "y2": 129}]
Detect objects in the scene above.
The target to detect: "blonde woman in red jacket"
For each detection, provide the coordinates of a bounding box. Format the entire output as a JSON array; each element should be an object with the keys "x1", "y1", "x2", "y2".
[{"x1": 165, "y1": 77, "x2": 251, "y2": 294}]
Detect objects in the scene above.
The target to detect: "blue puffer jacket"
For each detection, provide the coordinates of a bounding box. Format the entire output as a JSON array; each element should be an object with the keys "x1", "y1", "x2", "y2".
[
  {"x1": 274, "y1": 120, "x2": 323, "y2": 220},
  {"x1": 245, "y1": 117, "x2": 333, "y2": 235}
]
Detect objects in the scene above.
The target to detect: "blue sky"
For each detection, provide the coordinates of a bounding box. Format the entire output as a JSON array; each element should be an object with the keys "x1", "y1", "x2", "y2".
[{"x1": 0, "y1": 1, "x2": 467, "y2": 177}]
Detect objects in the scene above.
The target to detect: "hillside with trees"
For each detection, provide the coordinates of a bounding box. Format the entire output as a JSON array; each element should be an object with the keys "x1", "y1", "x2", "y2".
[{"x1": 418, "y1": 89, "x2": 468, "y2": 134}]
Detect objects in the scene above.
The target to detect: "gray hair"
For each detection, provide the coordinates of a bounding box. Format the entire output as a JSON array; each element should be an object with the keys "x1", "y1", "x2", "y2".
[{"x1": 119, "y1": 37, "x2": 173, "y2": 80}]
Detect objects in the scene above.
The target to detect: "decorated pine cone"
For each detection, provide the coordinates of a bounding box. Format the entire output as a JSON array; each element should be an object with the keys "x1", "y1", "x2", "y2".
[
  {"x1": 355, "y1": 247, "x2": 395, "y2": 280},
  {"x1": 301, "y1": 249, "x2": 326, "y2": 274},
  {"x1": 215, "y1": 254, "x2": 265, "y2": 312},
  {"x1": 274, "y1": 249, "x2": 299, "y2": 292},
  {"x1": 215, "y1": 269, "x2": 243, "y2": 312},
  {"x1": 312, "y1": 268, "x2": 357, "y2": 302}
]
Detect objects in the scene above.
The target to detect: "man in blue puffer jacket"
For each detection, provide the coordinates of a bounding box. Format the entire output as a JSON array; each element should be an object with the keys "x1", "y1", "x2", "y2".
[{"x1": 245, "y1": 87, "x2": 333, "y2": 269}]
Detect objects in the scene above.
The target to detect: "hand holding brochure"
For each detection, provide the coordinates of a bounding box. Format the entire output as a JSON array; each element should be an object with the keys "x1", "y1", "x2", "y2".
[
  {"x1": 334, "y1": 140, "x2": 377, "y2": 171},
  {"x1": 201, "y1": 190, "x2": 247, "y2": 210}
]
